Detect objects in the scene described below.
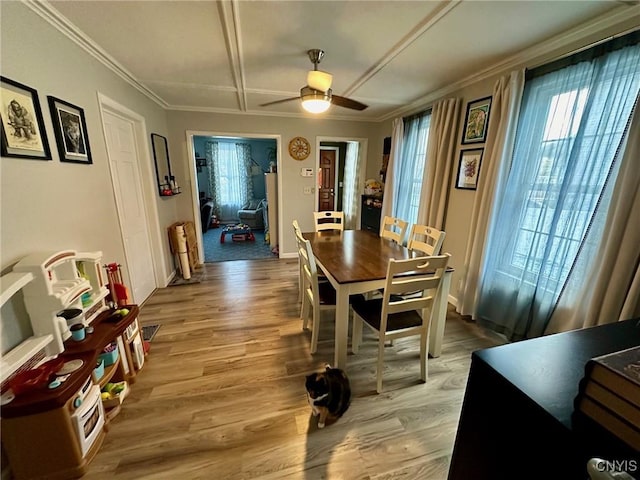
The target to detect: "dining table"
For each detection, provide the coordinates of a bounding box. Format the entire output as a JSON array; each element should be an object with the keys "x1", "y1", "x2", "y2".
[{"x1": 302, "y1": 229, "x2": 453, "y2": 370}]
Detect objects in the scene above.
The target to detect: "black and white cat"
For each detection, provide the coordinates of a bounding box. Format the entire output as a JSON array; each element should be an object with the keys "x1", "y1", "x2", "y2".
[{"x1": 305, "y1": 364, "x2": 351, "y2": 428}]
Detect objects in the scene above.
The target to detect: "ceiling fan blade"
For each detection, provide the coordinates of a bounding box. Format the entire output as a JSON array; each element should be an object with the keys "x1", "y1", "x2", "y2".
[
  {"x1": 331, "y1": 95, "x2": 368, "y2": 111},
  {"x1": 259, "y1": 97, "x2": 299, "y2": 107}
]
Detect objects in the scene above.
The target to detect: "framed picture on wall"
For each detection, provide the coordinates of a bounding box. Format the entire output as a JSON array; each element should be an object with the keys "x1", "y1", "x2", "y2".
[
  {"x1": 456, "y1": 148, "x2": 484, "y2": 190},
  {"x1": 461, "y1": 96, "x2": 492, "y2": 144},
  {"x1": 47, "y1": 96, "x2": 93, "y2": 164},
  {"x1": 0, "y1": 76, "x2": 52, "y2": 160}
]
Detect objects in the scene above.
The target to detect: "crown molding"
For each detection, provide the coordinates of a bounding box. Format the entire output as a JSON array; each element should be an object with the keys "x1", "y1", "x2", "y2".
[
  {"x1": 25, "y1": 0, "x2": 168, "y2": 109},
  {"x1": 380, "y1": 5, "x2": 639, "y2": 122}
]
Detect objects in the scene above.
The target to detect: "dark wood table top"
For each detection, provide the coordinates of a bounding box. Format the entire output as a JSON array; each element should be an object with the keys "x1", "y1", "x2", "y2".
[
  {"x1": 474, "y1": 317, "x2": 640, "y2": 429},
  {"x1": 302, "y1": 229, "x2": 414, "y2": 284}
]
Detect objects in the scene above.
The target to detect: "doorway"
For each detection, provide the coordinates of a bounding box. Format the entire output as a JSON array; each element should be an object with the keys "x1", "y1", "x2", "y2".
[
  {"x1": 186, "y1": 132, "x2": 281, "y2": 263},
  {"x1": 316, "y1": 137, "x2": 368, "y2": 230},
  {"x1": 318, "y1": 147, "x2": 339, "y2": 211}
]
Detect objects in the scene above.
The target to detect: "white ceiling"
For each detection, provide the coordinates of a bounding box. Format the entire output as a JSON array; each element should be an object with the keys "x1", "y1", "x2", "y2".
[{"x1": 40, "y1": 0, "x2": 635, "y2": 122}]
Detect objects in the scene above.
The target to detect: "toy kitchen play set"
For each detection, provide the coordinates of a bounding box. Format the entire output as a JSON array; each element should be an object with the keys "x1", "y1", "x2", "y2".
[{"x1": 0, "y1": 250, "x2": 146, "y2": 480}]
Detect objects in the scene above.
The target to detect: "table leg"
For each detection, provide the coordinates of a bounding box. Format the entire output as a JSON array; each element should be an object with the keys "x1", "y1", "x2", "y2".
[
  {"x1": 429, "y1": 270, "x2": 451, "y2": 358},
  {"x1": 334, "y1": 287, "x2": 349, "y2": 370},
  {"x1": 220, "y1": 232, "x2": 226, "y2": 243}
]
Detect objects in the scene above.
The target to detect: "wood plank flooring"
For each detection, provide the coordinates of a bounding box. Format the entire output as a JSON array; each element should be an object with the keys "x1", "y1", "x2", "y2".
[{"x1": 83, "y1": 259, "x2": 503, "y2": 480}]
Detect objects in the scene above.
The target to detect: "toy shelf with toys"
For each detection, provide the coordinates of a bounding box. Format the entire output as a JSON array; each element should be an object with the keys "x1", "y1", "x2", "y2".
[{"x1": 0, "y1": 250, "x2": 146, "y2": 480}]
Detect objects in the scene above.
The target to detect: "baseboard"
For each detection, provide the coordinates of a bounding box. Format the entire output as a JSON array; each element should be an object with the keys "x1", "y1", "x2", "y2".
[
  {"x1": 279, "y1": 252, "x2": 297, "y2": 260},
  {"x1": 164, "y1": 270, "x2": 176, "y2": 287},
  {"x1": 448, "y1": 294, "x2": 458, "y2": 307}
]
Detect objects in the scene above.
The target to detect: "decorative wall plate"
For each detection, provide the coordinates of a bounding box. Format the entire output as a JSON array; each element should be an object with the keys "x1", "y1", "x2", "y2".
[{"x1": 288, "y1": 136, "x2": 310, "y2": 160}]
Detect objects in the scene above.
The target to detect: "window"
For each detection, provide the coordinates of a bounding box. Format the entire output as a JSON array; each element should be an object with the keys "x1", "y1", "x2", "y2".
[
  {"x1": 206, "y1": 141, "x2": 253, "y2": 222},
  {"x1": 477, "y1": 34, "x2": 640, "y2": 340},
  {"x1": 393, "y1": 112, "x2": 431, "y2": 224}
]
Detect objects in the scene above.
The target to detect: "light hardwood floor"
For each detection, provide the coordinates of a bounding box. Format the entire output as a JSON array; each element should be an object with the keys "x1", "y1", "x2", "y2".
[{"x1": 83, "y1": 259, "x2": 502, "y2": 480}]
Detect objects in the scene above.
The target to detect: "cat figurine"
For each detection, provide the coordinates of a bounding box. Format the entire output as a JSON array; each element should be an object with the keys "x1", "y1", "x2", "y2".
[{"x1": 305, "y1": 364, "x2": 351, "y2": 428}]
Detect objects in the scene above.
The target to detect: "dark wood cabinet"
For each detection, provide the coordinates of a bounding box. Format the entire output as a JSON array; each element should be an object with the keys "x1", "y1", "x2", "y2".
[
  {"x1": 361, "y1": 195, "x2": 382, "y2": 233},
  {"x1": 448, "y1": 318, "x2": 640, "y2": 480}
]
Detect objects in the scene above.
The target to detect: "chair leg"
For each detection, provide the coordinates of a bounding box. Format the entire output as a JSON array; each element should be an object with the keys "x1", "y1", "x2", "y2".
[
  {"x1": 301, "y1": 295, "x2": 310, "y2": 330},
  {"x1": 376, "y1": 336, "x2": 386, "y2": 394},
  {"x1": 420, "y1": 331, "x2": 428, "y2": 382},
  {"x1": 310, "y1": 307, "x2": 320, "y2": 354},
  {"x1": 298, "y1": 263, "x2": 303, "y2": 304},
  {"x1": 351, "y1": 310, "x2": 363, "y2": 353}
]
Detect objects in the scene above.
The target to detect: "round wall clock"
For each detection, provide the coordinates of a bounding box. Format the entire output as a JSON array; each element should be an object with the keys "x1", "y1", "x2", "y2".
[{"x1": 288, "y1": 136, "x2": 311, "y2": 161}]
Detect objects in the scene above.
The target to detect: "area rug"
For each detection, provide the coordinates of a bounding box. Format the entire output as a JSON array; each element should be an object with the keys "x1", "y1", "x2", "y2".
[
  {"x1": 202, "y1": 227, "x2": 277, "y2": 263},
  {"x1": 142, "y1": 324, "x2": 161, "y2": 342}
]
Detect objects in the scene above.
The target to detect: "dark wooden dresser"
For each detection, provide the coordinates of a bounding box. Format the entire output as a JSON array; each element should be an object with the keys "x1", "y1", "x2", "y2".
[
  {"x1": 361, "y1": 194, "x2": 382, "y2": 233},
  {"x1": 448, "y1": 318, "x2": 640, "y2": 480}
]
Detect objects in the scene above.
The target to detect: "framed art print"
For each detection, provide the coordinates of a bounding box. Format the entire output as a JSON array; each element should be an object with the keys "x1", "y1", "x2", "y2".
[
  {"x1": 462, "y1": 96, "x2": 491, "y2": 144},
  {"x1": 48, "y1": 96, "x2": 92, "y2": 164},
  {"x1": 0, "y1": 76, "x2": 51, "y2": 160},
  {"x1": 456, "y1": 148, "x2": 483, "y2": 190}
]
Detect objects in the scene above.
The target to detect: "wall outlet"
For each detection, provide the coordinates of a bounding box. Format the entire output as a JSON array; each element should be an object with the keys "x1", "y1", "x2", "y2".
[{"x1": 303, "y1": 186, "x2": 314, "y2": 195}]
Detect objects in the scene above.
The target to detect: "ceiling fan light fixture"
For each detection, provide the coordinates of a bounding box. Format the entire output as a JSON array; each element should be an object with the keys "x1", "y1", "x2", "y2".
[
  {"x1": 307, "y1": 70, "x2": 333, "y2": 92},
  {"x1": 301, "y1": 87, "x2": 332, "y2": 114}
]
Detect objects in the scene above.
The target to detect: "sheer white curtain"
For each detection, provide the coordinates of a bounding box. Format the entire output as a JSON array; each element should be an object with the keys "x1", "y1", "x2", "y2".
[
  {"x1": 206, "y1": 141, "x2": 252, "y2": 222},
  {"x1": 342, "y1": 141, "x2": 361, "y2": 230},
  {"x1": 416, "y1": 98, "x2": 461, "y2": 229},
  {"x1": 546, "y1": 94, "x2": 640, "y2": 333},
  {"x1": 392, "y1": 112, "x2": 431, "y2": 225},
  {"x1": 475, "y1": 39, "x2": 640, "y2": 340},
  {"x1": 381, "y1": 118, "x2": 403, "y2": 220},
  {"x1": 457, "y1": 71, "x2": 525, "y2": 317}
]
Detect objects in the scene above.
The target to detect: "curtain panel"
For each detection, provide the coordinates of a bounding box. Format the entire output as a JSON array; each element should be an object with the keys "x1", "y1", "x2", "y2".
[
  {"x1": 342, "y1": 142, "x2": 361, "y2": 230},
  {"x1": 417, "y1": 98, "x2": 461, "y2": 229},
  {"x1": 381, "y1": 118, "x2": 404, "y2": 220},
  {"x1": 457, "y1": 71, "x2": 525, "y2": 317},
  {"x1": 476, "y1": 40, "x2": 640, "y2": 341}
]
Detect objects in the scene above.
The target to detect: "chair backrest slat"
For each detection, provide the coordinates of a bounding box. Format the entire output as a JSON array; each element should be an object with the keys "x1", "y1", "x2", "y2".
[
  {"x1": 313, "y1": 211, "x2": 344, "y2": 231},
  {"x1": 295, "y1": 228, "x2": 321, "y2": 308},
  {"x1": 379, "y1": 254, "x2": 450, "y2": 330},
  {"x1": 380, "y1": 216, "x2": 408, "y2": 244},
  {"x1": 407, "y1": 224, "x2": 445, "y2": 256}
]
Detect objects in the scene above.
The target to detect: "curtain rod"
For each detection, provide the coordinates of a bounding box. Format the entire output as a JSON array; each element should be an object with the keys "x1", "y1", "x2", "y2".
[{"x1": 529, "y1": 26, "x2": 640, "y2": 70}]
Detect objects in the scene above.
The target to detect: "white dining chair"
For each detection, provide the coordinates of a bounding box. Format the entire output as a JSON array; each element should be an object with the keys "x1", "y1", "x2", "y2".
[
  {"x1": 350, "y1": 253, "x2": 451, "y2": 393},
  {"x1": 380, "y1": 216, "x2": 408, "y2": 244},
  {"x1": 313, "y1": 211, "x2": 344, "y2": 231},
  {"x1": 295, "y1": 228, "x2": 336, "y2": 353},
  {"x1": 292, "y1": 219, "x2": 304, "y2": 303},
  {"x1": 407, "y1": 224, "x2": 446, "y2": 256}
]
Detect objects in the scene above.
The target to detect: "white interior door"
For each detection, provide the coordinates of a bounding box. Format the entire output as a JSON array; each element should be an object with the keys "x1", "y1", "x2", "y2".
[{"x1": 102, "y1": 111, "x2": 156, "y2": 303}]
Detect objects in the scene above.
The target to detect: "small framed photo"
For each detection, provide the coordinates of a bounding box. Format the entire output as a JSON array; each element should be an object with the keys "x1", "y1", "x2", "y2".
[
  {"x1": 462, "y1": 96, "x2": 491, "y2": 144},
  {"x1": 456, "y1": 148, "x2": 483, "y2": 190},
  {"x1": 0, "y1": 77, "x2": 51, "y2": 160},
  {"x1": 47, "y1": 96, "x2": 92, "y2": 164}
]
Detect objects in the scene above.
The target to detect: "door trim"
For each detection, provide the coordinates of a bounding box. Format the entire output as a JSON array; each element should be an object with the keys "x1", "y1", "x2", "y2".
[
  {"x1": 96, "y1": 93, "x2": 164, "y2": 292},
  {"x1": 185, "y1": 130, "x2": 282, "y2": 263}
]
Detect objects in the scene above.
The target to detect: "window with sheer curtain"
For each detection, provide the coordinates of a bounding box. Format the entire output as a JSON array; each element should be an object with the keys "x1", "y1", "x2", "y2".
[
  {"x1": 477, "y1": 34, "x2": 640, "y2": 340},
  {"x1": 205, "y1": 141, "x2": 253, "y2": 222},
  {"x1": 393, "y1": 112, "x2": 431, "y2": 224}
]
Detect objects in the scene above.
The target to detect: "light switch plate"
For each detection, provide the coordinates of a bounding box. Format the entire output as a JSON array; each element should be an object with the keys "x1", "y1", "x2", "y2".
[{"x1": 301, "y1": 168, "x2": 314, "y2": 177}]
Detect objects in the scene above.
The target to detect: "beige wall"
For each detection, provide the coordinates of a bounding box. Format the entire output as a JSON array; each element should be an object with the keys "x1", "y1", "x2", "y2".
[
  {"x1": 1, "y1": 3, "x2": 175, "y2": 350},
  {"x1": 166, "y1": 111, "x2": 385, "y2": 254}
]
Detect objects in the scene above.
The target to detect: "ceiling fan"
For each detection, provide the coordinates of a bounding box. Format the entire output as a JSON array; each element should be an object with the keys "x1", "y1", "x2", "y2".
[{"x1": 260, "y1": 49, "x2": 368, "y2": 113}]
